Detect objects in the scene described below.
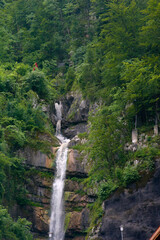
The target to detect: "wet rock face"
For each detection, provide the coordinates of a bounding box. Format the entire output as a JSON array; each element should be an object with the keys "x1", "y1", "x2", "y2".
[
  {"x1": 62, "y1": 93, "x2": 90, "y2": 126},
  {"x1": 99, "y1": 161, "x2": 160, "y2": 240},
  {"x1": 64, "y1": 148, "x2": 91, "y2": 240},
  {"x1": 50, "y1": 92, "x2": 90, "y2": 138},
  {"x1": 16, "y1": 145, "x2": 90, "y2": 239},
  {"x1": 63, "y1": 123, "x2": 88, "y2": 139},
  {"x1": 67, "y1": 149, "x2": 88, "y2": 177},
  {"x1": 14, "y1": 93, "x2": 91, "y2": 239}
]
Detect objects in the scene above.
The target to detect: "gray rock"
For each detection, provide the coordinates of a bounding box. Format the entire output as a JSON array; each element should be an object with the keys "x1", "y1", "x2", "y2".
[
  {"x1": 98, "y1": 161, "x2": 160, "y2": 240},
  {"x1": 68, "y1": 135, "x2": 81, "y2": 148},
  {"x1": 50, "y1": 92, "x2": 90, "y2": 133},
  {"x1": 67, "y1": 149, "x2": 88, "y2": 177},
  {"x1": 63, "y1": 123, "x2": 88, "y2": 139},
  {"x1": 20, "y1": 146, "x2": 55, "y2": 171}
]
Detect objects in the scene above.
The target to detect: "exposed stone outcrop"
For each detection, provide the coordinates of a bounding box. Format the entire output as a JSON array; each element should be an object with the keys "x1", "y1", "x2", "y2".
[
  {"x1": 67, "y1": 149, "x2": 88, "y2": 177},
  {"x1": 98, "y1": 160, "x2": 160, "y2": 240},
  {"x1": 22, "y1": 146, "x2": 57, "y2": 170},
  {"x1": 63, "y1": 123, "x2": 88, "y2": 139},
  {"x1": 64, "y1": 148, "x2": 91, "y2": 239},
  {"x1": 50, "y1": 92, "x2": 90, "y2": 137},
  {"x1": 14, "y1": 92, "x2": 91, "y2": 239},
  {"x1": 9, "y1": 169, "x2": 53, "y2": 238},
  {"x1": 14, "y1": 147, "x2": 90, "y2": 239},
  {"x1": 32, "y1": 207, "x2": 49, "y2": 233},
  {"x1": 65, "y1": 189, "x2": 91, "y2": 239},
  {"x1": 67, "y1": 208, "x2": 90, "y2": 232},
  {"x1": 15, "y1": 92, "x2": 160, "y2": 240},
  {"x1": 62, "y1": 93, "x2": 89, "y2": 126}
]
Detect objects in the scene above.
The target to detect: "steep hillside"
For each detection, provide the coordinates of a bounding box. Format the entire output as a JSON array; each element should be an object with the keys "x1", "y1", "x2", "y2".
[{"x1": 0, "y1": 0, "x2": 160, "y2": 239}]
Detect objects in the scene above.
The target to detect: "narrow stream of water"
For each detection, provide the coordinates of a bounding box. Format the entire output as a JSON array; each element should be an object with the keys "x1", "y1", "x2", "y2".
[{"x1": 49, "y1": 102, "x2": 70, "y2": 240}]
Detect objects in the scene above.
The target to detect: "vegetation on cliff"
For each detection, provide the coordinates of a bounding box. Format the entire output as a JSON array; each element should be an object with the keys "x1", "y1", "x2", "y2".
[
  {"x1": 0, "y1": 0, "x2": 160, "y2": 237},
  {"x1": 0, "y1": 205, "x2": 33, "y2": 239}
]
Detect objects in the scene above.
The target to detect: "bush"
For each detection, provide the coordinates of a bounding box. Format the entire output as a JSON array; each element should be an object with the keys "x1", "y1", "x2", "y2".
[
  {"x1": 123, "y1": 165, "x2": 140, "y2": 186},
  {"x1": 134, "y1": 146, "x2": 159, "y2": 171},
  {"x1": 25, "y1": 71, "x2": 49, "y2": 100},
  {"x1": 0, "y1": 205, "x2": 33, "y2": 240},
  {"x1": 98, "y1": 179, "x2": 118, "y2": 201}
]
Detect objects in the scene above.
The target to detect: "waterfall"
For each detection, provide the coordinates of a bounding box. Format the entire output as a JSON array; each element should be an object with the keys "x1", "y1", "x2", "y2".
[{"x1": 49, "y1": 102, "x2": 70, "y2": 240}]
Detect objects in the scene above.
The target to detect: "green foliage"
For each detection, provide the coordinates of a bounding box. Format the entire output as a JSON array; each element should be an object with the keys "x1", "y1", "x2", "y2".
[
  {"x1": 65, "y1": 67, "x2": 75, "y2": 92},
  {"x1": 123, "y1": 165, "x2": 140, "y2": 186},
  {"x1": 1, "y1": 0, "x2": 160, "y2": 236},
  {"x1": 98, "y1": 180, "x2": 118, "y2": 201},
  {"x1": 76, "y1": 45, "x2": 102, "y2": 100},
  {"x1": 134, "y1": 146, "x2": 159, "y2": 171},
  {"x1": 4, "y1": 125, "x2": 26, "y2": 149},
  {"x1": 25, "y1": 70, "x2": 49, "y2": 100},
  {"x1": 0, "y1": 154, "x2": 28, "y2": 206},
  {"x1": 121, "y1": 57, "x2": 160, "y2": 117},
  {"x1": 141, "y1": 0, "x2": 160, "y2": 53},
  {"x1": 86, "y1": 200, "x2": 104, "y2": 237},
  {"x1": 78, "y1": 132, "x2": 88, "y2": 139},
  {"x1": 72, "y1": 143, "x2": 85, "y2": 152},
  {"x1": 88, "y1": 105, "x2": 127, "y2": 174},
  {"x1": 0, "y1": 205, "x2": 33, "y2": 240},
  {"x1": 0, "y1": 62, "x2": 55, "y2": 240},
  {"x1": 65, "y1": 212, "x2": 71, "y2": 231}
]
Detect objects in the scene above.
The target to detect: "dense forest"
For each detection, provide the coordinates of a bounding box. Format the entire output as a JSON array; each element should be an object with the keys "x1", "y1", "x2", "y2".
[{"x1": 0, "y1": 0, "x2": 160, "y2": 238}]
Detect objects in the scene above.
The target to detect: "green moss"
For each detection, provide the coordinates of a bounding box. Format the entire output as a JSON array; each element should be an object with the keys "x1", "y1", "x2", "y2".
[
  {"x1": 25, "y1": 167, "x2": 54, "y2": 179},
  {"x1": 66, "y1": 111, "x2": 76, "y2": 121},
  {"x1": 72, "y1": 144, "x2": 85, "y2": 152},
  {"x1": 38, "y1": 171, "x2": 54, "y2": 179},
  {"x1": 64, "y1": 192, "x2": 72, "y2": 201},
  {"x1": 65, "y1": 212, "x2": 71, "y2": 231},
  {"x1": 72, "y1": 206, "x2": 84, "y2": 212},
  {"x1": 78, "y1": 132, "x2": 88, "y2": 139},
  {"x1": 25, "y1": 200, "x2": 42, "y2": 207},
  {"x1": 75, "y1": 189, "x2": 86, "y2": 196},
  {"x1": 86, "y1": 200, "x2": 104, "y2": 238},
  {"x1": 98, "y1": 180, "x2": 118, "y2": 201},
  {"x1": 66, "y1": 176, "x2": 84, "y2": 182}
]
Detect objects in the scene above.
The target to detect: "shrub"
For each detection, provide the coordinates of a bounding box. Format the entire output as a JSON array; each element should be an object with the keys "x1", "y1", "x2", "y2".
[
  {"x1": 25, "y1": 71, "x2": 49, "y2": 100},
  {"x1": 98, "y1": 179, "x2": 118, "y2": 201},
  {"x1": 123, "y1": 165, "x2": 140, "y2": 186},
  {"x1": 0, "y1": 205, "x2": 33, "y2": 240}
]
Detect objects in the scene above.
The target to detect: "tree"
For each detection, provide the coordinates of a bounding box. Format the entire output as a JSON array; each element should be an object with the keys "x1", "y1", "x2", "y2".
[{"x1": 141, "y1": 0, "x2": 160, "y2": 54}]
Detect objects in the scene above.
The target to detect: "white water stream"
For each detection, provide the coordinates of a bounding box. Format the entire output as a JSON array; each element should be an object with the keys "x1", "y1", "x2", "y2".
[{"x1": 49, "y1": 102, "x2": 70, "y2": 240}]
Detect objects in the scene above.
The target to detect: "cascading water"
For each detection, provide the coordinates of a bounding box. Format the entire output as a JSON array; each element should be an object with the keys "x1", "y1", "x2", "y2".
[{"x1": 49, "y1": 102, "x2": 70, "y2": 240}]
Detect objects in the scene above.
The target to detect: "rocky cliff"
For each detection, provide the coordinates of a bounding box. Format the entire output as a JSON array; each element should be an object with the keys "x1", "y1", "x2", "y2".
[
  {"x1": 96, "y1": 160, "x2": 160, "y2": 240},
  {"x1": 12, "y1": 92, "x2": 92, "y2": 240},
  {"x1": 13, "y1": 92, "x2": 160, "y2": 240},
  {"x1": 50, "y1": 92, "x2": 90, "y2": 138}
]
